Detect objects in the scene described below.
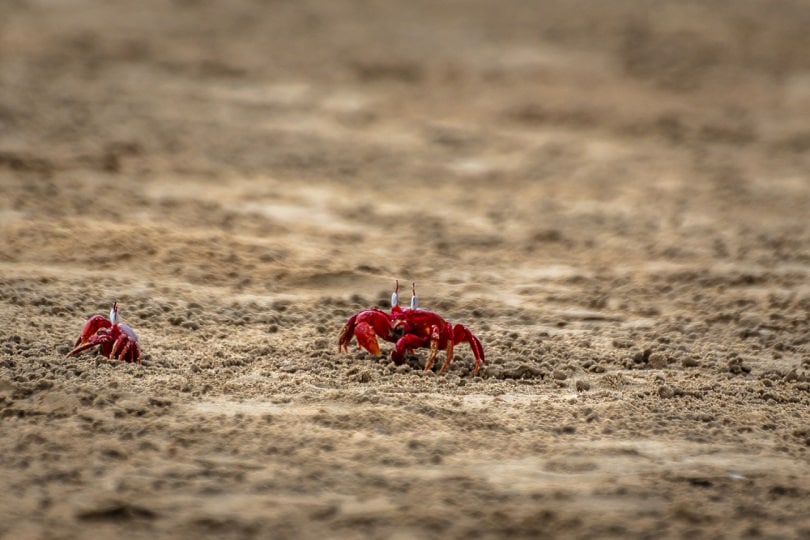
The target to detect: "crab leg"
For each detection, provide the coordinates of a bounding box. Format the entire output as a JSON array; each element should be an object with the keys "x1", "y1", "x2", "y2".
[
  {"x1": 118, "y1": 339, "x2": 136, "y2": 363},
  {"x1": 111, "y1": 334, "x2": 138, "y2": 363},
  {"x1": 392, "y1": 333, "x2": 425, "y2": 365},
  {"x1": 337, "y1": 315, "x2": 358, "y2": 353},
  {"x1": 423, "y1": 324, "x2": 443, "y2": 372},
  {"x1": 110, "y1": 334, "x2": 126, "y2": 359},
  {"x1": 452, "y1": 324, "x2": 485, "y2": 375},
  {"x1": 437, "y1": 323, "x2": 456, "y2": 373}
]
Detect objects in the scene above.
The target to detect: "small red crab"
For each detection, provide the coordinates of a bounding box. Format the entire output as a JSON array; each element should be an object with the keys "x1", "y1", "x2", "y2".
[
  {"x1": 65, "y1": 302, "x2": 141, "y2": 363},
  {"x1": 338, "y1": 281, "x2": 485, "y2": 375}
]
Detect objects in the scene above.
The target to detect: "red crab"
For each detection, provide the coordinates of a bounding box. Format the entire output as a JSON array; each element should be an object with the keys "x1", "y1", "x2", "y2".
[
  {"x1": 338, "y1": 281, "x2": 485, "y2": 375},
  {"x1": 65, "y1": 302, "x2": 141, "y2": 363}
]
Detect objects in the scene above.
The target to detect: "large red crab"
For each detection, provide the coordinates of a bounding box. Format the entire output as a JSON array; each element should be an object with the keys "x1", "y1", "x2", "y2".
[
  {"x1": 65, "y1": 302, "x2": 141, "y2": 363},
  {"x1": 338, "y1": 281, "x2": 485, "y2": 375}
]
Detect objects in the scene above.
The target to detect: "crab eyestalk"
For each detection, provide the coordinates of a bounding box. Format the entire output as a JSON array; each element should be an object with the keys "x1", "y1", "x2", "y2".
[
  {"x1": 110, "y1": 301, "x2": 119, "y2": 325},
  {"x1": 410, "y1": 282, "x2": 418, "y2": 309},
  {"x1": 391, "y1": 280, "x2": 400, "y2": 309}
]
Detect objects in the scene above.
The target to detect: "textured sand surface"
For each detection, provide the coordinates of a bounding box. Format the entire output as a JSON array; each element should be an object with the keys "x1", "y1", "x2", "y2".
[{"x1": 1, "y1": 1, "x2": 810, "y2": 538}]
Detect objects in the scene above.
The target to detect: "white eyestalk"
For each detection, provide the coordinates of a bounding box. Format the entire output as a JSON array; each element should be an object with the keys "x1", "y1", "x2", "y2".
[
  {"x1": 391, "y1": 280, "x2": 400, "y2": 308},
  {"x1": 110, "y1": 302, "x2": 119, "y2": 324},
  {"x1": 410, "y1": 282, "x2": 418, "y2": 309}
]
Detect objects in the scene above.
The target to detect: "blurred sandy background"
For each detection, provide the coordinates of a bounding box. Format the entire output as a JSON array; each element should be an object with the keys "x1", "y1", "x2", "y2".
[{"x1": 1, "y1": 1, "x2": 810, "y2": 538}]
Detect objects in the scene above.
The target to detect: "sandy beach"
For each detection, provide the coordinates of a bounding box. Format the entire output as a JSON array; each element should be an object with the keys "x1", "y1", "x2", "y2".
[{"x1": 1, "y1": 1, "x2": 809, "y2": 538}]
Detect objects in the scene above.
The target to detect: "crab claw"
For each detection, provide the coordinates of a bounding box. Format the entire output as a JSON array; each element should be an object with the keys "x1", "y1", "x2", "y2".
[
  {"x1": 65, "y1": 337, "x2": 102, "y2": 358},
  {"x1": 66, "y1": 314, "x2": 112, "y2": 358},
  {"x1": 338, "y1": 308, "x2": 397, "y2": 356},
  {"x1": 339, "y1": 316, "x2": 382, "y2": 355},
  {"x1": 354, "y1": 322, "x2": 382, "y2": 355}
]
